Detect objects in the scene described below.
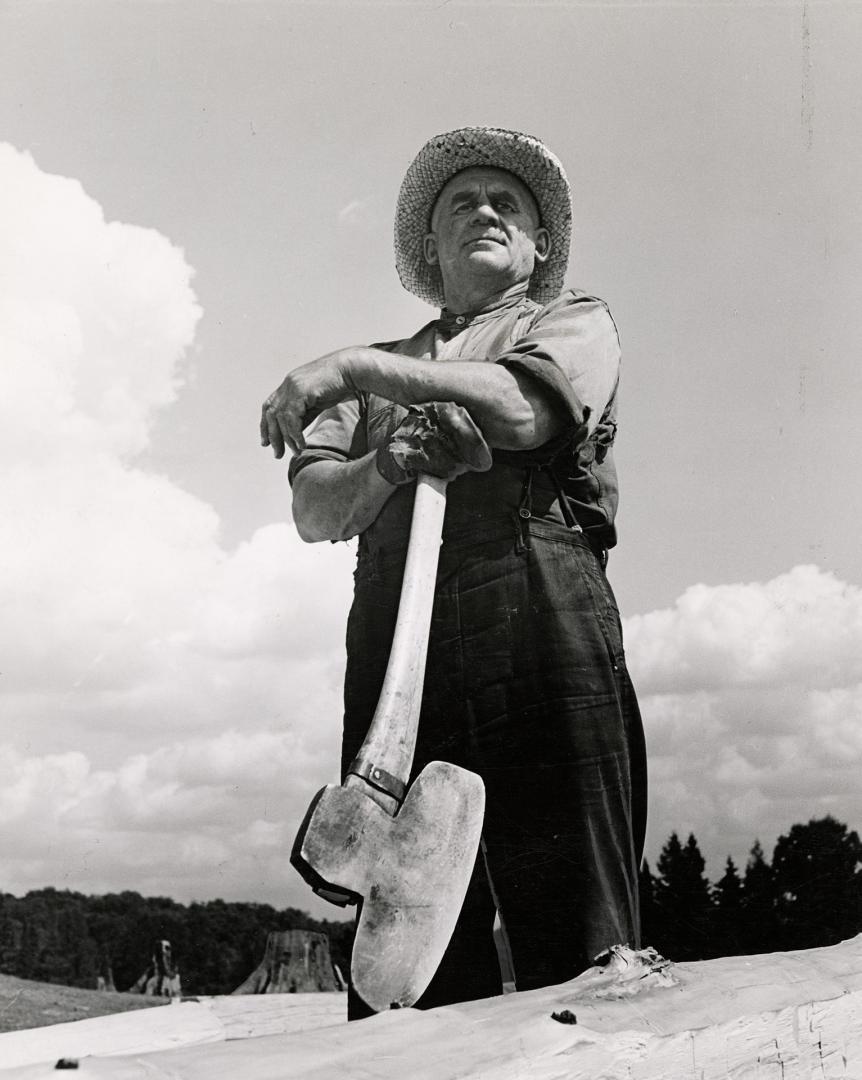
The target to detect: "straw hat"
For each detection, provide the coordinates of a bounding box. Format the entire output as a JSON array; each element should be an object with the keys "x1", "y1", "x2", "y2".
[{"x1": 394, "y1": 127, "x2": 572, "y2": 308}]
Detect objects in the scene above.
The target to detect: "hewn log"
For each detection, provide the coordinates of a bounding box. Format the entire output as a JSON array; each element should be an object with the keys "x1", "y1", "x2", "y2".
[
  {"x1": 3, "y1": 936, "x2": 862, "y2": 1078},
  {"x1": 232, "y1": 930, "x2": 341, "y2": 994},
  {"x1": 0, "y1": 994, "x2": 344, "y2": 1071}
]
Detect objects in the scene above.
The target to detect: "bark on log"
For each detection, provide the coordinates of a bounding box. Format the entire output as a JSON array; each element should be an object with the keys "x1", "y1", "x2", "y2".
[{"x1": 232, "y1": 930, "x2": 341, "y2": 994}]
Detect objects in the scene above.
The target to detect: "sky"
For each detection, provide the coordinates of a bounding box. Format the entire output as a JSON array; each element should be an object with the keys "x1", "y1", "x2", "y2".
[{"x1": 1, "y1": 0, "x2": 861, "y2": 922}]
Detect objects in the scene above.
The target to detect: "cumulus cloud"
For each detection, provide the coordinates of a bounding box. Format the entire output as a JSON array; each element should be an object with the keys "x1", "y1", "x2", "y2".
[
  {"x1": 626, "y1": 565, "x2": 862, "y2": 694},
  {"x1": 336, "y1": 198, "x2": 378, "y2": 230},
  {"x1": 0, "y1": 145, "x2": 214, "y2": 695},
  {"x1": 0, "y1": 145, "x2": 200, "y2": 460},
  {"x1": 0, "y1": 729, "x2": 338, "y2": 903},
  {"x1": 0, "y1": 144, "x2": 355, "y2": 911},
  {"x1": 624, "y1": 566, "x2": 862, "y2": 874}
]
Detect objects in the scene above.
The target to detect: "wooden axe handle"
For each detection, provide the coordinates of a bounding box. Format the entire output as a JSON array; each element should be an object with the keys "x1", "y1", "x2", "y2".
[{"x1": 345, "y1": 473, "x2": 448, "y2": 813}]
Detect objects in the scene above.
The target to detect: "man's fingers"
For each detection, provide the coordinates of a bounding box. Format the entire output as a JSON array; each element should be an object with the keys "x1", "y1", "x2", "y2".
[
  {"x1": 261, "y1": 382, "x2": 309, "y2": 458},
  {"x1": 260, "y1": 354, "x2": 347, "y2": 459},
  {"x1": 390, "y1": 402, "x2": 492, "y2": 479},
  {"x1": 260, "y1": 402, "x2": 272, "y2": 446},
  {"x1": 266, "y1": 410, "x2": 286, "y2": 459},
  {"x1": 283, "y1": 428, "x2": 302, "y2": 456},
  {"x1": 435, "y1": 403, "x2": 493, "y2": 471},
  {"x1": 282, "y1": 412, "x2": 306, "y2": 455}
]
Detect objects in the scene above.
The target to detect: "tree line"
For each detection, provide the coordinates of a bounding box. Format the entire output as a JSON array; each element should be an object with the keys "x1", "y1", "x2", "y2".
[
  {"x1": 0, "y1": 890, "x2": 354, "y2": 995},
  {"x1": 641, "y1": 815, "x2": 862, "y2": 961},
  {"x1": 1, "y1": 815, "x2": 860, "y2": 995}
]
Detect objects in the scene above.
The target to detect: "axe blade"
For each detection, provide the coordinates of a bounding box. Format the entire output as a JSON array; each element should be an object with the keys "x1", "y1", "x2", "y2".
[{"x1": 291, "y1": 760, "x2": 485, "y2": 1011}]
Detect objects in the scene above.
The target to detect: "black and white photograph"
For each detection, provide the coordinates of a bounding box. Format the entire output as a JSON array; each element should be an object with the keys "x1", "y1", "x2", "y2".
[{"x1": 1, "y1": 0, "x2": 861, "y2": 1074}]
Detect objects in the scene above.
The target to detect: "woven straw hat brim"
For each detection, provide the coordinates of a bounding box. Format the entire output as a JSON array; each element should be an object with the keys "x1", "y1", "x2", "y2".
[{"x1": 394, "y1": 127, "x2": 571, "y2": 308}]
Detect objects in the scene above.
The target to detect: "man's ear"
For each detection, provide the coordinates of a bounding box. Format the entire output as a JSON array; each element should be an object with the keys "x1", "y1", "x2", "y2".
[
  {"x1": 533, "y1": 227, "x2": 551, "y2": 265},
  {"x1": 423, "y1": 233, "x2": 439, "y2": 266}
]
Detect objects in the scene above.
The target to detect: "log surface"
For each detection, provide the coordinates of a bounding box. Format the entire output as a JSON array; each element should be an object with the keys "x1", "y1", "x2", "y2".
[
  {"x1": 0, "y1": 993, "x2": 345, "y2": 1072},
  {"x1": 2, "y1": 937, "x2": 862, "y2": 1078}
]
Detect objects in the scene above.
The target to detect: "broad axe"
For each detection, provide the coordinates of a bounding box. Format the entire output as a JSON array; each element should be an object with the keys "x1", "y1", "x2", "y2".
[{"x1": 291, "y1": 475, "x2": 486, "y2": 1013}]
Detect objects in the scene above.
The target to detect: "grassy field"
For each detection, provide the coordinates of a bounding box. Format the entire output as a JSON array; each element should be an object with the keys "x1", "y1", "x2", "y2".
[{"x1": 0, "y1": 973, "x2": 168, "y2": 1033}]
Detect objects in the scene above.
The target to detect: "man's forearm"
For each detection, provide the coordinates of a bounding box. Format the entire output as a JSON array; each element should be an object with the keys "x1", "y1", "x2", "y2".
[
  {"x1": 261, "y1": 344, "x2": 567, "y2": 459},
  {"x1": 291, "y1": 454, "x2": 397, "y2": 542},
  {"x1": 345, "y1": 347, "x2": 562, "y2": 451}
]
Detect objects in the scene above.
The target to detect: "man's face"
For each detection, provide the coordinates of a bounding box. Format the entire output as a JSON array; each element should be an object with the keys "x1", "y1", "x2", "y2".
[{"x1": 423, "y1": 166, "x2": 550, "y2": 296}]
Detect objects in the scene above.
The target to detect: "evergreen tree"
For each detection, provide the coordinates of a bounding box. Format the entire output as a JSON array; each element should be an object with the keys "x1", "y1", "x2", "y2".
[
  {"x1": 740, "y1": 839, "x2": 778, "y2": 953},
  {"x1": 637, "y1": 860, "x2": 659, "y2": 951},
  {"x1": 712, "y1": 856, "x2": 744, "y2": 957},
  {"x1": 771, "y1": 816, "x2": 862, "y2": 951},
  {"x1": 654, "y1": 832, "x2": 714, "y2": 961}
]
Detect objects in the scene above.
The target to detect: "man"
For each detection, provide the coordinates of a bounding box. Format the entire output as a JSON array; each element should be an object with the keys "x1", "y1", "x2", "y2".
[{"x1": 261, "y1": 127, "x2": 647, "y2": 1017}]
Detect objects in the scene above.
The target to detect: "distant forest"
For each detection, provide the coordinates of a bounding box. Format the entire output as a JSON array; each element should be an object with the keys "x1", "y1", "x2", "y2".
[
  {"x1": 1, "y1": 815, "x2": 860, "y2": 996},
  {"x1": 0, "y1": 892, "x2": 355, "y2": 996}
]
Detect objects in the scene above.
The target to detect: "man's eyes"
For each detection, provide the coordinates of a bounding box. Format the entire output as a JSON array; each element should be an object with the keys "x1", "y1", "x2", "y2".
[{"x1": 451, "y1": 198, "x2": 519, "y2": 213}]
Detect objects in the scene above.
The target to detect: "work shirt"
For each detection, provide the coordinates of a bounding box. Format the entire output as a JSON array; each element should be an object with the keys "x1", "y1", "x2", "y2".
[{"x1": 289, "y1": 284, "x2": 623, "y2": 550}]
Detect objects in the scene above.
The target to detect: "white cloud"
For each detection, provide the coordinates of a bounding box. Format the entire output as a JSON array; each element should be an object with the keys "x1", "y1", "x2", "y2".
[
  {"x1": 0, "y1": 145, "x2": 200, "y2": 460},
  {"x1": 0, "y1": 144, "x2": 355, "y2": 912},
  {"x1": 626, "y1": 565, "x2": 862, "y2": 694},
  {"x1": 0, "y1": 720, "x2": 359, "y2": 906},
  {"x1": 336, "y1": 198, "x2": 378, "y2": 230},
  {"x1": 625, "y1": 566, "x2": 862, "y2": 874}
]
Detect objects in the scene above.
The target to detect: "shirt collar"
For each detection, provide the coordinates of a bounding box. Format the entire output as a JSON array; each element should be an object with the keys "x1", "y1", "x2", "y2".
[{"x1": 437, "y1": 281, "x2": 532, "y2": 333}]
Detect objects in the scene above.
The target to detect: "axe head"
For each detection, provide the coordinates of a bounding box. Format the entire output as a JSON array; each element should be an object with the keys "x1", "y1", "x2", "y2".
[{"x1": 291, "y1": 761, "x2": 485, "y2": 1012}]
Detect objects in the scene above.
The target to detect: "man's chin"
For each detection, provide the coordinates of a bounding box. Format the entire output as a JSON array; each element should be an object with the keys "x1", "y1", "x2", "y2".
[{"x1": 463, "y1": 250, "x2": 510, "y2": 273}]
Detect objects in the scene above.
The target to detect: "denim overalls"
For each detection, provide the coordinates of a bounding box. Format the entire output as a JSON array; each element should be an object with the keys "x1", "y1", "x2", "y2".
[{"x1": 342, "y1": 456, "x2": 647, "y2": 1015}]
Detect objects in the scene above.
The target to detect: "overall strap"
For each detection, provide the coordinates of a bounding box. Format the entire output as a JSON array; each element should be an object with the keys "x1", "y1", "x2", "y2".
[{"x1": 543, "y1": 462, "x2": 582, "y2": 532}]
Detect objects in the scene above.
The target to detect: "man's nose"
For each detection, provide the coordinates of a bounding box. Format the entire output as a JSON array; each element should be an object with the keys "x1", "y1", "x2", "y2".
[{"x1": 470, "y1": 201, "x2": 499, "y2": 224}]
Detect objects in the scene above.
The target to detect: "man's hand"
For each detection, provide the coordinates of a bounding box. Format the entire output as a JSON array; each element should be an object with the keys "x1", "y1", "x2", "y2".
[
  {"x1": 261, "y1": 349, "x2": 356, "y2": 458},
  {"x1": 376, "y1": 402, "x2": 493, "y2": 486}
]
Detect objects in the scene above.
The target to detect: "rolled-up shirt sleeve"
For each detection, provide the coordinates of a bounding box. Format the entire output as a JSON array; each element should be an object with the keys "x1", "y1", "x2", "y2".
[
  {"x1": 287, "y1": 397, "x2": 367, "y2": 486},
  {"x1": 494, "y1": 291, "x2": 621, "y2": 437}
]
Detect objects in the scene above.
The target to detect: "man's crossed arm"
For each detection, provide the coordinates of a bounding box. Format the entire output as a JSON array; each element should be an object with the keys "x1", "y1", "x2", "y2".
[
  {"x1": 259, "y1": 346, "x2": 568, "y2": 460},
  {"x1": 260, "y1": 345, "x2": 570, "y2": 543}
]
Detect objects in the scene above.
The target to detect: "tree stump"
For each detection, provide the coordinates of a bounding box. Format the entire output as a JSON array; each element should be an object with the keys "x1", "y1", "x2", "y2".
[
  {"x1": 128, "y1": 939, "x2": 182, "y2": 998},
  {"x1": 232, "y1": 930, "x2": 341, "y2": 994}
]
